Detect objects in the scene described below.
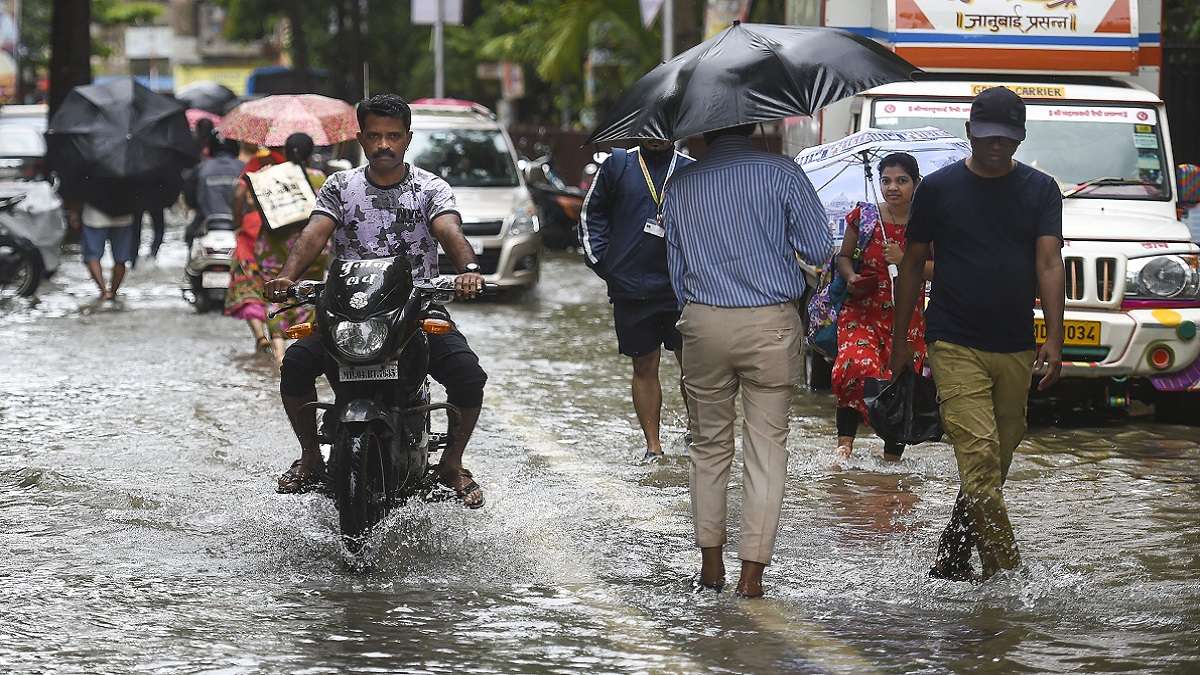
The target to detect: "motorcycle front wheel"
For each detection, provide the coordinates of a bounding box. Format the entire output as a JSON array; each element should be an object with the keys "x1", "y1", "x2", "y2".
[
  {"x1": 331, "y1": 423, "x2": 392, "y2": 552},
  {"x1": 0, "y1": 237, "x2": 42, "y2": 298}
]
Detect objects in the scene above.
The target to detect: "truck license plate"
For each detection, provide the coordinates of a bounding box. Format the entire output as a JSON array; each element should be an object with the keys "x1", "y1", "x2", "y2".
[
  {"x1": 1034, "y1": 319, "x2": 1101, "y2": 346},
  {"x1": 339, "y1": 362, "x2": 399, "y2": 381},
  {"x1": 201, "y1": 271, "x2": 231, "y2": 288}
]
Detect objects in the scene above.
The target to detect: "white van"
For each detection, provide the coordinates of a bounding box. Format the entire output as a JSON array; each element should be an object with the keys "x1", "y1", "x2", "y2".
[{"x1": 857, "y1": 79, "x2": 1200, "y2": 420}]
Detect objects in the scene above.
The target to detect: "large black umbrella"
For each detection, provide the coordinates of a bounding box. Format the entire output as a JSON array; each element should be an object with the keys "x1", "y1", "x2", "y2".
[
  {"x1": 46, "y1": 78, "x2": 200, "y2": 216},
  {"x1": 587, "y1": 22, "x2": 919, "y2": 143},
  {"x1": 175, "y1": 80, "x2": 238, "y2": 115}
]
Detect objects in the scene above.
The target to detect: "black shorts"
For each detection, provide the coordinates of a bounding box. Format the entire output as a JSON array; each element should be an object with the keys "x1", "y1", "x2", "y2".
[
  {"x1": 279, "y1": 328, "x2": 488, "y2": 408},
  {"x1": 612, "y1": 298, "x2": 682, "y2": 357}
]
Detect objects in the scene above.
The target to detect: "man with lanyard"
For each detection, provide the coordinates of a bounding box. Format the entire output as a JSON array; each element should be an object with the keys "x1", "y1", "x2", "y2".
[
  {"x1": 266, "y1": 94, "x2": 489, "y2": 508},
  {"x1": 580, "y1": 139, "x2": 694, "y2": 462}
]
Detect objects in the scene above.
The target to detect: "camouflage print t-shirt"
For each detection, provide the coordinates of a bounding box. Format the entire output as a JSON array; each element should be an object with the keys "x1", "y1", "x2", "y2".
[{"x1": 312, "y1": 164, "x2": 458, "y2": 280}]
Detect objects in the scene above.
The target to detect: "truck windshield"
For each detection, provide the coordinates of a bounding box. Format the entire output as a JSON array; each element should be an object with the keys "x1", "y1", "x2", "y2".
[
  {"x1": 409, "y1": 128, "x2": 520, "y2": 188},
  {"x1": 871, "y1": 100, "x2": 1170, "y2": 200}
]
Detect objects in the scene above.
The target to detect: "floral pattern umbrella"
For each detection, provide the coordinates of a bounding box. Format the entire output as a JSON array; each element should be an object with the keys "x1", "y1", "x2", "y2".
[
  {"x1": 185, "y1": 108, "x2": 222, "y2": 131},
  {"x1": 217, "y1": 94, "x2": 358, "y2": 147}
]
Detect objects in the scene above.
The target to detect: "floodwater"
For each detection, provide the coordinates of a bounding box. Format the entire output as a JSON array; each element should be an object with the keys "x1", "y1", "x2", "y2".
[{"x1": 2, "y1": 225, "x2": 1198, "y2": 674}]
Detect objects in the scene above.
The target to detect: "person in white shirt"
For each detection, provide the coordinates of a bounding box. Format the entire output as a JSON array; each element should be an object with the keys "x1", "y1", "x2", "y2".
[{"x1": 69, "y1": 201, "x2": 134, "y2": 301}]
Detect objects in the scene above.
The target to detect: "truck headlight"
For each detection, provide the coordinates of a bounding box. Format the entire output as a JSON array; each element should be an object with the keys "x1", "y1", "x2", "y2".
[
  {"x1": 1125, "y1": 255, "x2": 1200, "y2": 299},
  {"x1": 507, "y1": 200, "x2": 539, "y2": 237},
  {"x1": 333, "y1": 318, "x2": 388, "y2": 358}
]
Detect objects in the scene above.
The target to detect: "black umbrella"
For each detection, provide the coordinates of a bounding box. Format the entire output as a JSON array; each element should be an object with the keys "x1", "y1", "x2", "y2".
[
  {"x1": 175, "y1": 80, "x2": 238, "y2": 115},
  {"x1": 46, "y1": 78, "x2": 200, "y2": 216},
  {"x1": 587, "y1": 22, "x2": 919, "y2": 143}
]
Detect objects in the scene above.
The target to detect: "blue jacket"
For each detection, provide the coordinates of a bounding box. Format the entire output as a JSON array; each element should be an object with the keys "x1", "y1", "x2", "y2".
[{"x1": 579, "y1": 146, "x2": 693, "y2": 300}]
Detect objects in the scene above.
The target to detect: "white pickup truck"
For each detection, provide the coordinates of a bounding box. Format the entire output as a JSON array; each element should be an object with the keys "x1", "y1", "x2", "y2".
[{"x1": 854, "y1": 79, "x2": 1199, "y2": 421}]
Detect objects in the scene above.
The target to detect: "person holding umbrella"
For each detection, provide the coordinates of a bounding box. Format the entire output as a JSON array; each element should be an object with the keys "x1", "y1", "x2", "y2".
[
  {"x1": 832, "y1": 152, "x2": 933, "y2": 461},
  {"x1": 68, "y1": 199, "x2": 134, "y2": 301},
  {"x1": 663, "y1": 124, "x2": 831, "y2": 598}
]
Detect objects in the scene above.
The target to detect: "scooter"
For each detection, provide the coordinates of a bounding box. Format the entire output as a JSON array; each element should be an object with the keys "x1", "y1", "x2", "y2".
[
  {"x1": 0, "y1": 194, "x2": 42, "y2": 298},
  {"x1": 273, "y1": 257, "x2": 486, "y2": 551},
  {"x1": 183, "y1": 214, "x2": 236, "y2": 313}
]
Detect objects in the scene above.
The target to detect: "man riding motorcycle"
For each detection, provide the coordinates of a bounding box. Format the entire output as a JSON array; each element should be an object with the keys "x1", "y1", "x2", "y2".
[{"x1": 266, "y1": 93, "x2": 488, "y2": 508}]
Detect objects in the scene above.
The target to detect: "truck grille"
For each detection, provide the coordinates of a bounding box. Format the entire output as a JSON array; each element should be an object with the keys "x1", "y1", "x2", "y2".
[
  {"x1": 1065, "y1": 257, "x2": 1085, "y2": 300},
  {"x1": 1096, "y1": 258, "x2": 1117, "y2": 302}
]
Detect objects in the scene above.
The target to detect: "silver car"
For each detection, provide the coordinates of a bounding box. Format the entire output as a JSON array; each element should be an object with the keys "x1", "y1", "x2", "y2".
[{"x1": 406, "y1": 102, "x2": 541, "y2": 291}]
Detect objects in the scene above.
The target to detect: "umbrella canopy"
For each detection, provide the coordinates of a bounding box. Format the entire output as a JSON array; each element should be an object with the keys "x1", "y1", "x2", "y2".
[
  {"x1": 186, "y1": 108, "x2": 222, "y2": 131},
  {"x1": 45, "y1": 77, "x2": 200, "y2": 215},
  {"x1": 588, "y1": 22, "x2": 918, "y2": 143},
  {"x1": 795, "y1": 127, "x2": 970, "y2": 240},
  {"x1": 175, "y1": 81, "x2": 237, "y2": 115},
  {"x1": 217, "y1": 94, "x2": 358, "y2": 147}
]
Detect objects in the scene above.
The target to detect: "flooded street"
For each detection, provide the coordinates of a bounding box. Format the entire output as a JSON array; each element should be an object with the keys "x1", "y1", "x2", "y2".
[{"x1": 2, "y1": 227, "x2": 1198, "y2": 674}]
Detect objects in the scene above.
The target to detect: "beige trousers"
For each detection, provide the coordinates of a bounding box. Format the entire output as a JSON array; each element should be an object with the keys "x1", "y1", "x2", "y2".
[
  {"x1": 678, "y1": 302, "x2": 802, "y2": 565},
  {"x1": 927, "y1": 340, "x2": 1034, "y2": 578}
]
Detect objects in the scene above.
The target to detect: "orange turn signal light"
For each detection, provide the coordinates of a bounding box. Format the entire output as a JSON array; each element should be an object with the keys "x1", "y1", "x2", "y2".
[
  {"x1": 421, "y1": 318, "x2": 454, "y2": 335},
  {"x1": 284, "y1": 322, "x2": 314, "y2": 339}
]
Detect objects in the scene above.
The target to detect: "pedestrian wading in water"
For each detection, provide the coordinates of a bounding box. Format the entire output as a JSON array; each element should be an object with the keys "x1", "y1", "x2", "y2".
[
  {"x1": 663, "y1": 124, "x2": 832, "y2": 598},
  {"x1": 832, "y1": 152, "x2": 933, "y2": 461},
  {"x1": 890, "y1": 86, "x2": 1065, "y2": 581},
  {"x1": 580, "y1": 138, "x2": 696, "y2": 463}
]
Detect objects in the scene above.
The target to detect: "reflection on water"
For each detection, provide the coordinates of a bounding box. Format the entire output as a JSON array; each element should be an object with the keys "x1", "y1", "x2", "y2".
[{"x1": 1, "y1": 234, "x2": 1198, "y2": 673}]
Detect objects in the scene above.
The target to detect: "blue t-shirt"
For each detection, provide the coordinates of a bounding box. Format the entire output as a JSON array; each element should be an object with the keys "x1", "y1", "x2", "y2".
[{"x1": 907, "y1": 160, "x2": 1063, "y2": 353}]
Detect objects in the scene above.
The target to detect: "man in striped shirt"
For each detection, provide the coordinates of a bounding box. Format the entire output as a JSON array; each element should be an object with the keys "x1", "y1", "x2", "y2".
[{"x1": 662, "y1": 123, "x2": 831, "y2": 598}]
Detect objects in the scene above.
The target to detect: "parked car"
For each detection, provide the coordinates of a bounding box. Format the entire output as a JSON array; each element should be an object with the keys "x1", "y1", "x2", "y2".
[
  {"x1": 0, "y1": 121, "x2": 49, "y2": 181},
  {"x1": 397, "y1": 100, "x2": 542, "y2": 292}
]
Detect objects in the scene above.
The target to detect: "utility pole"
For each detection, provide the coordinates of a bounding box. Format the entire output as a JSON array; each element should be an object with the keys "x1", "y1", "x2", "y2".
[
  {"x1": 433, "y1": 0, "x2": 445, "y2": 98},
  {"x1": 48, "y1": 0, "x2": 91, "y2": 117},
  {"x1": 662, "y1": 0, "x2": 675, "y2": 61}
]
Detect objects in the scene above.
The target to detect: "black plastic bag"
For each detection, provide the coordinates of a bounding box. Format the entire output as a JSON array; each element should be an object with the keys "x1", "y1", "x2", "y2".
[{"x1": 864, "y1": 370, "x2": 943, "y2": 445}]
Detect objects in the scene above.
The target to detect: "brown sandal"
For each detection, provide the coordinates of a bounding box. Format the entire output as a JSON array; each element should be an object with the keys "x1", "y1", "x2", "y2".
[
  {"x1": 255, "y1": 336, "x2": 271, "y2": 353},
  {"x1": 435, "y1": 465, "x2": 485, "y2": 509},
  {"x1": 276, "y1": 459, "x2": 326, "y2": 494}
]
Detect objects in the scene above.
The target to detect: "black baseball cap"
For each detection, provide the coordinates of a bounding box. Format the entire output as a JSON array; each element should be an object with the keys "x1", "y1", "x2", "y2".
[{"x1": 969, "y1": 87, "x2": 1026, "y2": 142}]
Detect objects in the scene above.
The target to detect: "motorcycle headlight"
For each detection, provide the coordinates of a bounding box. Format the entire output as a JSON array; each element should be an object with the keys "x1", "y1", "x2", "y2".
[
  {"x1": 507, "y1": 199, "x2": 540, "y2": 237},
  {"x1": 333, "y1": 318, "x2": 388, "y2": 358},
  {"x1": 1125, "y1": 255, "x2": 1200, "y2": 299}
]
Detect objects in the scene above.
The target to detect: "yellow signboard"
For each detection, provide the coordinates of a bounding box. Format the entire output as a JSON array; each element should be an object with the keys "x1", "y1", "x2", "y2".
[
  {"x1": 172, "y1": 64, "x2": 266, "y2": 96},
  {"x1": 971, "y1": 84, "x2": 1067, "y2": 99}
]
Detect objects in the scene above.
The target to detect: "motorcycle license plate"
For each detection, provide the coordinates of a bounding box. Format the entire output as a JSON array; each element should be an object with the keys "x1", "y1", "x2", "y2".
[
  {"x1": 437, "y1": 238, "x2": 484, "y2": 255},
  {"x1": 201, "y1": 271, "x2": 231, "y2": 288},
  {"x1": 339, "y1": 362, "x2": 399, "y2": 382}
]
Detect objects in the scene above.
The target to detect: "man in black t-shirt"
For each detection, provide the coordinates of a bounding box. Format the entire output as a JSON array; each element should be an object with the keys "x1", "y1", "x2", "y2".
[{"x1": 889, "y1": 87, "x2": 1066, "y2": 581}]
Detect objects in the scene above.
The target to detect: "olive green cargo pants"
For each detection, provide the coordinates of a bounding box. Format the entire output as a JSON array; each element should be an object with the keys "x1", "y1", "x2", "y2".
[{"x1": 927, "y1": 340, "x2": 1034, "y2": 579}]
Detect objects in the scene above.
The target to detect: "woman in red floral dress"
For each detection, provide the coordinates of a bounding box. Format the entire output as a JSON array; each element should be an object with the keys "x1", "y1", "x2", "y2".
[{"x1": 833, "y1": 153, "x2": 933, "y2": 461}]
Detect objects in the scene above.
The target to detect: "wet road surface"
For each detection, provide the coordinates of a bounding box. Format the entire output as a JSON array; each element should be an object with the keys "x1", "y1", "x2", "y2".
[{"x1": 2, "y1": 226, "x2": 1199, "y2": 674}]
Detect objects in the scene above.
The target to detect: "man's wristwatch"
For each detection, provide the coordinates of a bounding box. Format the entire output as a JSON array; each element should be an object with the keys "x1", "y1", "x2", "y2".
[{"x1": 464, "y1": 262, "x2": 481, "y2": 274}]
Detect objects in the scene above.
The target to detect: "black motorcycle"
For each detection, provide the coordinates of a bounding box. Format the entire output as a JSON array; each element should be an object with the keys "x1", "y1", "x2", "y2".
[
  {"x1": 0, "y1": 194, "x2": 42, "y2": 299},
  {"x1": 275, "y1": 256, "x2": 479, "y2": 550}
]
